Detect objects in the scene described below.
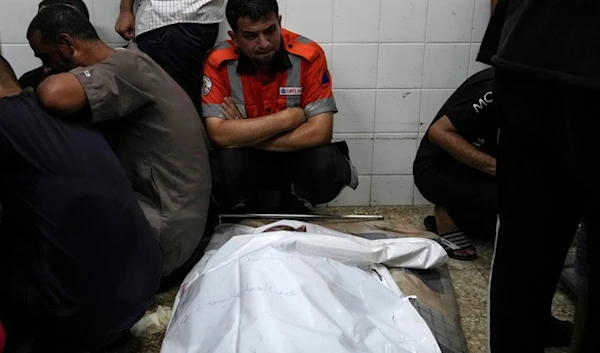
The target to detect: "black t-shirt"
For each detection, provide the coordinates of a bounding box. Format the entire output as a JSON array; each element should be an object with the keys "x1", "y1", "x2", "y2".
[
  {"x1": 414, "y1": 68, "x2": 497, "y2": 175},
  {"x1": 18, "y1": 66, "x2": 45, "y2": 90},
  {"x1": 0, "y1": 93, "x2": 163, "y2": 334},
  {"x1": 493, "y1": 0, "x2": 600, "y2": 89}
]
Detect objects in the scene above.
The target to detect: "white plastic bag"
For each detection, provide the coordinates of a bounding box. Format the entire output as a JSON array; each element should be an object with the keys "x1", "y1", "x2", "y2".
[{"x1": 161, "y1": 220, "x2": 446, "y2": 353}]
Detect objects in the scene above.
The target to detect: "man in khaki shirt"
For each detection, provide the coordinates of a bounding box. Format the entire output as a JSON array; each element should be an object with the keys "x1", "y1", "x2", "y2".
[{"x1": 27, "y1": 4, "x2": 212, "y2": 277}]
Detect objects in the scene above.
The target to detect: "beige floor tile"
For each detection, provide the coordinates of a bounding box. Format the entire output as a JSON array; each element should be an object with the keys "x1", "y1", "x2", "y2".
[
  {"x1": 460, "y1": 316, "x2": 488, "y2": 353},
  {"x1": 447, "y1": 258, "x2": 478, "y2": 270},
  {"x1": 479, "y1": 267, "x2": 491, "y2": 281},
  {"x1": 449, "y1": 269, "x2": 489, "y2": 317},
  {"x1": 471, "y1": 238, "x2": 495, "y2": 270},
  {"x1": 552, "y1": 283, "x2": 576, "y2": 321}
]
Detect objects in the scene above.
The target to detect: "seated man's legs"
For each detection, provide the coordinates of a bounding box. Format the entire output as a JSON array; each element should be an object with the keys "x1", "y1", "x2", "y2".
[
  {"x1": 212, "y1": 142, "x2": 356, "y2": 213},
  {"x1": 281, "y1": 141, "x2": 357, "y2": 211},
  {"x1": 211, "y1": 148, "x2": 265, "y2": 211},
  {"x1": 415, "y1": 161, "x2": 497, "y2": 259}
]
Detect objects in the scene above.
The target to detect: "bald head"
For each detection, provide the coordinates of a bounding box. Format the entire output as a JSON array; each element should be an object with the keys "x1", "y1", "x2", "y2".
[
  {"x1": 0, "y1": 56, "x2": 22, "y2": 98},
  {"x1": 0, "y1": 56, "x2": 18, "y2": 87}
]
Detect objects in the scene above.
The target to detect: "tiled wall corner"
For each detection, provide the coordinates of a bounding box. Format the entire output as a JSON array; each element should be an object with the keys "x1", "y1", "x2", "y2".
[{"x1": 0, "y1": 0, "x2": 490, "y2": 206}]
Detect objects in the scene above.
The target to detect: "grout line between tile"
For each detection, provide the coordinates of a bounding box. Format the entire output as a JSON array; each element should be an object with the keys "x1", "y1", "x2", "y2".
[
  {"x1": 413, "y1": 0, "x2": 431, "y2": 206},
  {"x1": 468, "y1": 0, "x2": 478, "y2": 75},
  {"x1": 367, "y1": 0, "x2": 384, "y2": 206}
]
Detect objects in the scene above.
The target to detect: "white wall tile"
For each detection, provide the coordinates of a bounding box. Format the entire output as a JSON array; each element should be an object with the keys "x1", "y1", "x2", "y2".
[
  {"x1": 0, "y1": 0, "x2": 39, "y2": 44},
  {"x1": 472, "y1": 0, "x2": 491, "y2": 42},
  {"x1": 332, "y1": 133, "x2": 374, "y2": 175},
  {"x1": 371, "y1": 176, "x2": 415, "y2": 205},
  {"x1": 419, "y1": 89, "x2": 454, "y2": 132},
  {"x1": 372, "y1": 133, "x2": 418, "y2": 175},
  {"x1": 422, "y1": 44, "x2": 470, "y2": 88},
  {"x1": 1, "y1": 44, "x2": 40, "y2": 78},
  {"x1": 380, "y1": 0, "x2": 428, "y2": 43},
  {"x1": 320, "y1": 44, "x2": 333, "y2": 68},
  {"x1": 278, "y1": 0, "x2": 288, "y2": 27},
  {"x1": 286, "y1": 0, "x2": 333, "y2": 43},
  {"x1": 93, "y1": 0, "x2": 128, "y2": 44},
  {"x1": 375, "y1": 90, "x2": 421, "y2": 133},
  {"x1": 413, "y1": 186, "x2": 433, "y2": 205},
  {"x1": 377, "y1": 44, "x2": 424, "y2": 89},
  {"x1": 333, "y1": 90, "x2": 376, "y2": 133},
  {"x1": 426, "y1": 0, "x2": 475, "y2": 43},
  {"x1": 329, "y1": 175, "x2": 372, "y2": 206},
  {"x1": 469, "y1": 43, "x2": 490, "y2": 76},
  {"x1": 331, "y1": 44, "x2": 378, "y2": 89},
  {"x1": 333, "y1": 0, "x2": 380, "y2": 43},
  {"x1": 217, "y1": 18, "x2": 232, "y2": 43}
]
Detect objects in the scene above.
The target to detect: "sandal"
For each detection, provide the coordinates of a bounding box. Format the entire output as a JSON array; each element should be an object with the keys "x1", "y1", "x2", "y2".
[{"x1": 438, "y1": 231, "x2": 478, "y2": 261}]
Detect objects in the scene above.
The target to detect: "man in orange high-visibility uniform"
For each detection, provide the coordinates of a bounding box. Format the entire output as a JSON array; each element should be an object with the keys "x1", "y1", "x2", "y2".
[{"x1": 202, "y1": 0, "x2": 358, "y2": 213}]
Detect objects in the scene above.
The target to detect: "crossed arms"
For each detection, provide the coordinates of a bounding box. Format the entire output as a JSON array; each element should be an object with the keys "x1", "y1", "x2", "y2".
[{"x1": 204, "y1": 97, "x2": 333, "y2": 152}]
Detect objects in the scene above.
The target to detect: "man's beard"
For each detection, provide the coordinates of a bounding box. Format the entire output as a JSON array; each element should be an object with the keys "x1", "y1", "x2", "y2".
[
  {"x1": 251, "y1": 52, "x2": 277, "y2": 67},
  {"x1": 53, "y1": 54, "x2": 78, "y2": 73}
]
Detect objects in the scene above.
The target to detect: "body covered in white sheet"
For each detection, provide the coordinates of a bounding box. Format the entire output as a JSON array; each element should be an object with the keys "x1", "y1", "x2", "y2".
[{"x1": 161, "y1": 220, "x2": 448, "y2": 353}]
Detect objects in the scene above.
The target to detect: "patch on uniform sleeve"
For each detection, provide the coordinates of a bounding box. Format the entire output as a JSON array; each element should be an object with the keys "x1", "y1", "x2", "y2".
[
  {"x1": 202, "y1": 76, "x2": 212, "y2": 96},
  {"x1": 319, "y1": 68, "x2": 331, "y2": 88}
]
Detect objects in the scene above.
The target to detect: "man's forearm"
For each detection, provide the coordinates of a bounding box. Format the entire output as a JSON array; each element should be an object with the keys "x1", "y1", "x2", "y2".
[
  {"x1": 120, "y1": 0, "x2": 135, "y2": 12},
  {"x1": 256, "y1": 119, "x2": 331, "y2": 153},
  {"x1": 206, "y1": 110, "x2": 296, "y2": 149},
  {"x1": 433, "y1": 131, "x2": 496, "y2": 175}
]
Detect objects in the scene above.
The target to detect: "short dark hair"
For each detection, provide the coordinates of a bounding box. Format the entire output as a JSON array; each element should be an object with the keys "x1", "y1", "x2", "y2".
[
  {"x1": 39, "y1": 0, "x2": 90, "y2": 20},
  {"x1": 27, "y1": 4, "x2": 99, "y2": 44},
  {"x1": 0, "y1": 55, "x2": 18, "y2": 88},
  {"x1": 226, "y1": 0, "x2": 279, "y2": 32}
]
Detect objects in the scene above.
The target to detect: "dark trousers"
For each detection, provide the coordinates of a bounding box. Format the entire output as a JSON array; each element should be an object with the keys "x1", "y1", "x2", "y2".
[
  {"x1": 490, "y1": 68, "x2": 600, "y2": 353},
  {"x1": 414, "y1": 160, "x2": 497, "y2": 239},
  {"x1": 211, "y1": 142, "x2": 354, "y2": 212},
  {"x1": 136, "y1": 23, "x2": 219, "y2": 111}
]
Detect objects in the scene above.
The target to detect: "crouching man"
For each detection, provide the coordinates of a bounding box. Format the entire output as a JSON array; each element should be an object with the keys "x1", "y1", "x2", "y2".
[
  {"x1": 27, "y1": 4, "x2": 212, "y2": 278},
  {"x1": 202, "y1": 0, "x2": 358, "y2": 213},
  {"x1": 414, "y1": 68, "x2": 498, "y2": 261},
  {"x1": 0, "y1": 56, "x2": 162, "y2": 353}
]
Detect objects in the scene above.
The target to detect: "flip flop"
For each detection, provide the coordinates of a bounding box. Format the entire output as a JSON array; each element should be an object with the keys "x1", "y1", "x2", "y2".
[{"x1": 438, "y1": 231, "x2": 478, "y2": 261}]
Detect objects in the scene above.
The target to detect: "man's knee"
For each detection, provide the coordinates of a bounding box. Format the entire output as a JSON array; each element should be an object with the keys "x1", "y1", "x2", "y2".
[
  {"x1": 301, "y1": 142, "x2": 352, "y2": 184},
  {"x1": 211, "y1": 148, "x2": 254, "y2": 185},
  {"x1": 291, "y1": 143, "x2": 353, "y2": 205}
]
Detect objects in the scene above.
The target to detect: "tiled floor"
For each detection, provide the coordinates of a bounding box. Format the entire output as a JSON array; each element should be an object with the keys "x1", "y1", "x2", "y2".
[{"x1": 324, "y1": 206, "x2": 577, "y2": 353}]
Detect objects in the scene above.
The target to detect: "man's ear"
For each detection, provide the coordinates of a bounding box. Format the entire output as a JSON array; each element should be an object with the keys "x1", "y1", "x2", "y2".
[
  {"x1": 278, "y1": 15, "x2": 282, "y2": 26},
  {"x1": 58, "y1": 33, "x2": 76, "y2": 56},
  {"x1": 228, "y1": 30, "x2": 238, "y2": 47}
]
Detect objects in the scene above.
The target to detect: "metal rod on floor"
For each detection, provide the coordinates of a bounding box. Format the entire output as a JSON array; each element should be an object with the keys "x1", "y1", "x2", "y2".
[{"x1": 219, "y1": 213, "x2": 385, "y2": 221}]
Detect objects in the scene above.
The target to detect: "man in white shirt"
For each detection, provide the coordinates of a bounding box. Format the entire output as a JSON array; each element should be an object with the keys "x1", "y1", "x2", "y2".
[{"x1": 115, "y1": 0, "x2": 226, "y2": 110}]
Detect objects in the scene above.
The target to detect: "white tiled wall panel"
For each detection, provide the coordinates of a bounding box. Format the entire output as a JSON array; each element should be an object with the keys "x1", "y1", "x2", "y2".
[
  {"x1": 371, "y1": 176, "x2": 415, "y2": 206},
  {"x1": 419, "y1": 89, "x2": 455, "y2": 132},
  {"x1": 331, "y1": 44, "x2": 379, "y2": 89},
  {"x1": 379, "y1": 0, "x2": 428, "y2": 43},
  {"x1": 372, "y1": 133, "x2": 418, "y2": 175},
  {"x1": 426, "y1": 0, "x2": 475, "y2": 43},
  {"x1": 333, "y1": 90, "x2": 376, "y2": 133},
  {"x1": 0, "y1": 0, "x2": 489, "y2": 206},
  {"x1": 422, "y1": 44, "x2": 470, "y2": 88},
  {"x1": 332, "y1": 0, "x2": 381, "y2": 43},
  {"x1": 377, "y1": 44, "x2": 425, "y2": 89},
  {"x1": 375, "y1": 90, "x2": 421, "y2": 133}
]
